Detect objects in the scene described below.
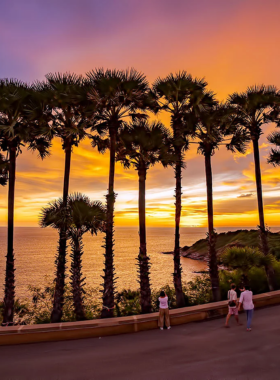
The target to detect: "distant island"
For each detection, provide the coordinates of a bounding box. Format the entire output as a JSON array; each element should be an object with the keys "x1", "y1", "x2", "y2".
[{"x1": 163, "y1": 229, "x2": 280, "y2": 261}]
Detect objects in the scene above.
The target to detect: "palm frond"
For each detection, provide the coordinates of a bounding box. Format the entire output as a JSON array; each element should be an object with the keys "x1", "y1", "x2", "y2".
[
  {"x1": 268, "y1": 148, "x2": 280, "y2": 166},
  {"x1": 27, "y1": 137, "x2": 52, "y2": 159},
  {"x1": 39, "y1": 198, "x2": 69, "y2": 229}
]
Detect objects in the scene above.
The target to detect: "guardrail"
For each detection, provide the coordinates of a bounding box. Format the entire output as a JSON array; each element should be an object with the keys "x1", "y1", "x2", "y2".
[{"x1": 1, "y1": 290, "x2": 280, "y2": 346}]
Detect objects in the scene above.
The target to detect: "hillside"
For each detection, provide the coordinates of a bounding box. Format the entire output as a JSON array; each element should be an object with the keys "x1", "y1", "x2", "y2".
[{"x1": 180, "y1": 229, "x2": 280, "y2": 261}]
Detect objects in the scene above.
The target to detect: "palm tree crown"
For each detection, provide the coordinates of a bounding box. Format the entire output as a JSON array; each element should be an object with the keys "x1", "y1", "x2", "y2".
[
  {"x1": 45, "y1": 72, "x2": 90, "y2": 151},
  {"x1": 227, "y1": 85, "x2": 278, "y2": 139},
  {"x1": 40, "y1": 193, "x2": 106, "y2": 238},
  {"x1": 0, "y1": 79, "x2": 51, "y2": 155},
  {"x1": 116, "y1": 120, "x2": 172, "y2": 171}
]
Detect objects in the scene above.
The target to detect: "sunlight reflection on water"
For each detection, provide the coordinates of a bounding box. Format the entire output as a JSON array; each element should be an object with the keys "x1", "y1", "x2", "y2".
[{"x1": 1, "y1": 226, "x2": 278, "y2": 300}]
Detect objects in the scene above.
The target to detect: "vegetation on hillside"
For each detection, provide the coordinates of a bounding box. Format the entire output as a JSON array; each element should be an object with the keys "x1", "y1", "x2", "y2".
[{"x1": 181, "y1": 229, "x2": 280, "y2": 260}]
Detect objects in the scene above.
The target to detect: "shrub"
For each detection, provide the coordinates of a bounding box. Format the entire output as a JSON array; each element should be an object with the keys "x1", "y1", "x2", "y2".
[
  {"x1": 185, "y1": 274, "x2": 212, "y2": 305},
  {"x1": 115, "y1": 289, "x2": 141, "y2": 317}
]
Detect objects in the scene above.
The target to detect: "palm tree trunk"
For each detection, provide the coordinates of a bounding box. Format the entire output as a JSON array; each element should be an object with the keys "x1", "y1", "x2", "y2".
[
  {"x1": 252, "y1": 138, "x2": 276, "y2": 291},
  {"x1": 70, "y1": 233, "x2": 86, "y2": 321},
  {"x1": 101, "y1": 127, "x2": 116, "y2": 318},
  {"x1": 205, "y1": 153, "x2": 221, "y2": 302},
  {"x1": 51, "y1": 137, "x2": 72, "y2": 323},
  {"x1": 173, "y1": 149, "x2": 185, "y2": 308},
  {"x1": 138, "y1": 165, "x2": 152, "y2": 314},
  {"x1": 2, "y1": 146, "x2": 16, "y2": 325}
]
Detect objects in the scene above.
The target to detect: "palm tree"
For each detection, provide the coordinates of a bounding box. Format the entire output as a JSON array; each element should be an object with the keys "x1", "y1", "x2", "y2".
[
  {"x1": 152, "y1": 72, "x2": 213, "y2": 307},
  {"x1": 44, "y1": 72, "x2": 90, "y2": 323},
  {"x1": 228, "y1": 85, "x2": 278, "y2": 291},
  {"x1": 0, "y1": 79, "x2": 51, "y2": 325},
  {"x1": 86, "y1": 68, "x2": 150, "y2": 318},
  {"x1": 116, "y1": 120, "x2": 173, "y2": 313},
  {"x1": 192, "y1": 102, "x2": 248, "y2": 301},
  {"x1": 40, "y1": 193, "x2": 106, "y2": 321}
]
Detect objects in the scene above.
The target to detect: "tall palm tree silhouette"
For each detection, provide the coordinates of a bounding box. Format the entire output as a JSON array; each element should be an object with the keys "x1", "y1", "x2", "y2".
[
  {"x1": 0, "y1": 79, "x2": 51, "y2": 324},
  {"x1": 228, "y1": 85, "x2": 278, "y2": 290},
  {"x1": 153, "y1": 72, "x2": 213, "y2": 307},
  {"x1": 117, "y1": 120, "x2": 173, "y2": 313},
  {"x1": 86, "y1": 68, "x2": 151, "y2": 318}
]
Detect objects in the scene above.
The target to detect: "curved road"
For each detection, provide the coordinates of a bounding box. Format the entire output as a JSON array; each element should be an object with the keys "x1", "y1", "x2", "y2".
[{"x1": 1, "y1": 305, "x2": 280, "y2": 380}]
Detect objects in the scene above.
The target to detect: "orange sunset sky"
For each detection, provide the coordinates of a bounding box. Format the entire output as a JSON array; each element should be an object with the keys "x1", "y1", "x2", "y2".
[{"x1": 1, "y1": 0, "x2": 280, "y2": 228}]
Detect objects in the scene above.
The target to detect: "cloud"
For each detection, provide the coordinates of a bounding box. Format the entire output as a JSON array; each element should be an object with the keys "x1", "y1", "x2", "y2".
[
  {"x1": 1, "y1": 1, "x2": 280, "y2": 227},
  {"x1": 238, "y1": 193, "x2": 253, "y2": 198}
]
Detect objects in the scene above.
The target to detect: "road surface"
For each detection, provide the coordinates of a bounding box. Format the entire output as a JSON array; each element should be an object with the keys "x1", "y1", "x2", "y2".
[{"x1": 1, "y1": 305, "x2": 280, "y2": 380}]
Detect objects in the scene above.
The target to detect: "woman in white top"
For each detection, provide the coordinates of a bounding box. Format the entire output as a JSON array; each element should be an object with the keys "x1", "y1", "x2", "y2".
[
  {"x1": 225, "y1": 283, "x2": 241, "y2": 327},
  {"x1": 238, "y1": 285, "x2": 254, "y2": 331},
  {"x1": 158, "y1": 290, "x2": 171, "y2": 330}
]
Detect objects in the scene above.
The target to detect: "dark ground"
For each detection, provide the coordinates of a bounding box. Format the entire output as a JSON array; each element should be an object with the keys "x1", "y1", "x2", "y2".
[{"x1": 1, "y1": 305, "x2": 280, "y2": 380}]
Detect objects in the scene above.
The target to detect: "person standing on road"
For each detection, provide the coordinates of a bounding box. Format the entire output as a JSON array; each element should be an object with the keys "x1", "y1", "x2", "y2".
[
  {"x1": 158, "y1": 290, "x2": 171, "y2": 330},
  {"x1": 238, "y1": 285, "x2": 254, "y2": 331},
  {"x1": 225, "y1": 283, "x2": 241, "y2": 328}
]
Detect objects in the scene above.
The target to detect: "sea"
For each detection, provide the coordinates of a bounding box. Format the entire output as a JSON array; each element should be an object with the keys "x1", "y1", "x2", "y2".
[{"x1": 0, "y1": 226, "x2": 279, "y2": 300}]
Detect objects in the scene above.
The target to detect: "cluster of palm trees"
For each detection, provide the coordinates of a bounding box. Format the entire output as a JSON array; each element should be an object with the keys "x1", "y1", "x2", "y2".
[{"x1": 1, "y1": 69, "x2": 280, "y2": 325}]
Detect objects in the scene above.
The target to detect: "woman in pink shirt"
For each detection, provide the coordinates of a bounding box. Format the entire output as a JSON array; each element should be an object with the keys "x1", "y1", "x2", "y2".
[
  {"x1": 158, "y1": 290, "x2": 171, "y2": 330},
  {"x1": 238, "y1": 285, "x2": 254, "y2": 331}
]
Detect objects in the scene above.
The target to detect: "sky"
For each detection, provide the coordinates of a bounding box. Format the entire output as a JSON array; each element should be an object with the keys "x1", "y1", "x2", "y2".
[{"x1": 1, "y1": 0, "x2": 280, "y2": 227}]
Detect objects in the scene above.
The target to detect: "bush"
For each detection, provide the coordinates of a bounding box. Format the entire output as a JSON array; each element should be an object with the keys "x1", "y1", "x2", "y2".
[
  {"x1": 115, "y1": 290, "x2": 141, "y2": 317},
  {"x1": 185, "y1": 274, "x2": 212, "y2": 305},
  {"x1": 0, "y1": 299, "x2": 29, "y2": 325},
  {"x1": 219, "y1": 265, "x2": 280, "y2": 298}
]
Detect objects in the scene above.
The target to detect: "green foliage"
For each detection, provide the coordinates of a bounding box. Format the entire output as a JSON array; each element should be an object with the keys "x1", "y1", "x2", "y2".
[
  {"x1": 6, "y1": 266, "x2": 280, "y2": 325},
  {"x1": 219, "y1": 268, "x2": 269, "y2": 298},
  {"x1": 112, "y1": 276, "x2": 213, "y2": 317},
  {"x1": 186, "y1": 275, "x2": 212, "y2": 305},
  {"x1": 222, "y1": 246, "x2": 262, "y2": 272},
  {"x1": 221, "y1": 246, "x2": 275, "y2": 273},
  {"x1": 183, "y1": 229, "x2": 280, "y2": 259},
  {"x1": 219, "y1": 259, "x2": 280, "y2": 299},
  {"x1": 13, "y1": 277, "x2": 102, "y2": 325},
  {"x1": 7, "y1": 275, "x2": 215, "y2": 325},
  {"x1": 115, "y1": 290, "x2": 141, "y2": 317},
  {"x1": 0, "y1": 299, "x2": 29, "y2": 325}
]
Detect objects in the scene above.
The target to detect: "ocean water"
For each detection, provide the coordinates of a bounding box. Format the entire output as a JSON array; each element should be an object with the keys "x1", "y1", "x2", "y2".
[{"x1": 0, "y1": 226, "x2": 279, "y2": 300}]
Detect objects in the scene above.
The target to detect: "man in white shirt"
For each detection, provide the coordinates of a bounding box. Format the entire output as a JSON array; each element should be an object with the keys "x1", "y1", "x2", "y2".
[{"x1": 238, "y1": 285, "x2": 254, "y2": 331}]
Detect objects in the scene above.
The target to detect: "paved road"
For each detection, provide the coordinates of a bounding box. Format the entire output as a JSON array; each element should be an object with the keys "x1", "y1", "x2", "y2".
[{"x1": 1, "y1": 305, "x2": 280, "y2": 380}]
